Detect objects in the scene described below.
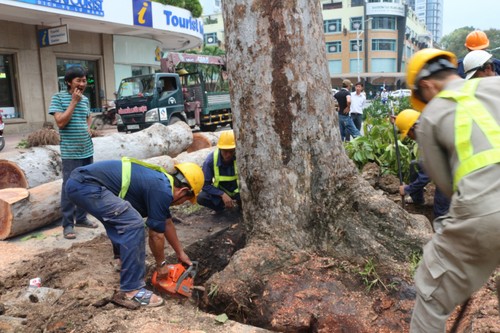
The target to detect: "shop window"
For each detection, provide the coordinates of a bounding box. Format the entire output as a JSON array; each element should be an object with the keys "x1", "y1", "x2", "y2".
[
  {"x1": 0, "y1": 54, "x2": 20, "y2": 119},
  {"x1": 132, "y1": 66, "x2": 151, "y2": 76}
]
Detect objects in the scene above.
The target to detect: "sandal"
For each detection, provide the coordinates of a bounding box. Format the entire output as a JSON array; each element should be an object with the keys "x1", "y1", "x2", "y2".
[
  {"x1": 75, "y1": 219, "x2": 98, "y2": 229},
  {"x1": 129, "y1": 288, "x2": 164, "y2": 307},
  {"x1": 63, "y1": 225, "x2": 76, "y2": 239}
]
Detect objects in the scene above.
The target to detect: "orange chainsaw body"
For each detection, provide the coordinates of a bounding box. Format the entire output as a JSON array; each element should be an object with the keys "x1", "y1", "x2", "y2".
[{"x1": 152, "y1": 261, "x2": 198, "y2": 297}]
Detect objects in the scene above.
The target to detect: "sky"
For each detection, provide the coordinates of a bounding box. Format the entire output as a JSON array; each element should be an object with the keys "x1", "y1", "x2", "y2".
[{"x1": 442, "y1": 0, "x2": 499, "y2": 36}]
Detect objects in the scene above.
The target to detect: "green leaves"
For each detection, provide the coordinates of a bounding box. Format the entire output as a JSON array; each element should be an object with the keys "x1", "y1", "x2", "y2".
[{"x1": 344, "y1": 97, "x2": 418, "y2": 182}]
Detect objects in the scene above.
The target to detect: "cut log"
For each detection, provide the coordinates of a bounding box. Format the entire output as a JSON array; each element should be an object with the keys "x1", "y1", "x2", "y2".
[
  {"x1": 174, "y1": 147, "x2": 215, "y2": 167},
  {"x1": 0, "y1": 182, "x2": 61, "y2": 240},
  {"x1": 0, "y1": 148, "x2": 215, "y2": 239},
  {"x1": 0, "y1": 160, "x2": 28, "y2": 189},
  {"x1": 3, "y1": 122, "x2": 193, "y2": 188},
  {"x1": 186, "y1": 133, "x2": 213, "y2": 153}
]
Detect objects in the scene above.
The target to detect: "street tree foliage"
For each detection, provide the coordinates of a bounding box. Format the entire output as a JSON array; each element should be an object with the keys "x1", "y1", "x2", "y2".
[
  {"x1": 440, "y1": 27, "x2": 500, "y2": 59},
  {"x1": 150, "y1": 0, "x2": 202, "y2": 17}
]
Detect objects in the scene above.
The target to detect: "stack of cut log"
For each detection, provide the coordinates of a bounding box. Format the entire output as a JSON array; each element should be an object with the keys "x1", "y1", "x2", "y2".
[{"x1": 0, "y1": 123, "x2": 220, "y2": 240}]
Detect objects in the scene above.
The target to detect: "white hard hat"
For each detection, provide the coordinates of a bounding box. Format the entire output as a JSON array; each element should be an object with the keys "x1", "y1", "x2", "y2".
[{"x1": 463, "y1": 50, "x2": 493, "y2": 80}]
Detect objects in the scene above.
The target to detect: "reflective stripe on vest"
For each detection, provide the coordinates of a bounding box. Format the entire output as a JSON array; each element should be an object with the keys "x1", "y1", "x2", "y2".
[
  {"x1": 436, "y1": 79, "x2": 500, "y2": 191},
  {"x1": 213, "y1": 148, "x2": 239, "y2": 197},
  {"x1": 119, "y1": 156, "x2": 174, "y2": 199}
]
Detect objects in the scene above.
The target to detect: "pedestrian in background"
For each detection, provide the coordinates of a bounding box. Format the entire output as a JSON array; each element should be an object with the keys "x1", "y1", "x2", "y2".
[
  {"x1": 49, "y1": 66, "x2": 97, "y2": 240},
  {"x1": 406, "y1": 48, "x2": 500, "y2": 332},
  {"x1": 349, "y1": 82, "x2": 366, "y2": 135},
  {"x1": 334, "y1": 79, "x2": 361, "y2": 141}
]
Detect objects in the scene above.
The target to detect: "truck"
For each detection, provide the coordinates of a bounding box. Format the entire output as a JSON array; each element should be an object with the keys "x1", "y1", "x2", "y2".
[{"x1": 115, "y1": 52, "x2": 232, "y2": 132}]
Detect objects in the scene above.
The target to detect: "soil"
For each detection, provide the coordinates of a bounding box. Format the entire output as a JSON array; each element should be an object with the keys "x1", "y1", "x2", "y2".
[{"x1": 0, "y1": 166, "x2": 499, "y2": 332}]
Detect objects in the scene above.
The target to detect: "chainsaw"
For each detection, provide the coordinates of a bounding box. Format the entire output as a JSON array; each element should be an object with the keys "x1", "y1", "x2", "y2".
[{"x1": 151, "y1": 261, "x2": 198, "y2": 297}]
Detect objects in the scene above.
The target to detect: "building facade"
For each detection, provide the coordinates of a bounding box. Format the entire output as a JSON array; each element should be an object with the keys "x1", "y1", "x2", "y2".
[
  {"x1": 0, "y1": 0, "x2": 204, "y2": 133},
  {"x1": 201, "y1": 0, "x2": 429, "y2": 91},
  {"x1": 408, "y1": 0, "x2": 443, "y2": 43}
]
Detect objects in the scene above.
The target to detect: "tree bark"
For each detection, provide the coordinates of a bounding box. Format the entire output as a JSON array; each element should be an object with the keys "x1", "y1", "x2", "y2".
[
  {"x1": 4, "y1": 122, "x2": 193, "y2": 188},
  {"x1": 201, "y1": 1, "x2": 429, "y2": 330}
]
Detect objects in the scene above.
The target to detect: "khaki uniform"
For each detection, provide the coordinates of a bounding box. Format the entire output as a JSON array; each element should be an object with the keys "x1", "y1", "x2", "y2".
[{"x1": 411, "y1": 76, "x2": 500, "y2": 332}]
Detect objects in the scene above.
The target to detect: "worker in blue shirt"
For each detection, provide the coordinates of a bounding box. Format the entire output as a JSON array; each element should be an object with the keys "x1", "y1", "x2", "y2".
[
  {"x1": 65, "y1": 158, "x2": 204, "y2": 307},
  {"x1": 395, "y1": 109, "x2": 450, "y2": 220},
  {"x1": 197, "y1": 130, "x2": 240, "y2": 212}
]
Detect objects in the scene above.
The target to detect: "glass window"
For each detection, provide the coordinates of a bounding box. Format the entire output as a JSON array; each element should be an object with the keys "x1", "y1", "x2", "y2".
[
  {"x1": 350, "y1": 58, "x2": 363, "y2": 73},
  {"x1": 371, "y1": 58, "x2": 396, "y2": 72},
  {"x1": 350, "y1": 40, "x2": 363, "y2": 52},
  {"x1": 324, "y1": 19, "x2": 341, "y2": 33},
  {"x1": 326, "y1": 41, "x2": 342, "y2": 53},
  {"x1": 117, "y1": 75, "x2": 156, "y2": 99},
  {"x1": 132, "y1": 66, "x2": 150, "y2": 76},
  {"x1": 204, "y1": 33, "x2": 218, "y2": 45},
  {"x1": 57, "y1": 59, "x2": 100, "y2": 112},
  {"x1": 372, "y1": 16, "x2": 396, "y2": 30},
  {"x1": 351, "y1": 17, "x2": 363, "y2": 31},
  {"x1": 328, "y1": 60, "x2": 342, "y2": 75},
  {"x1": 372, "y1": 39, "x2": 396, "y2": 51},
  {"x1": 0, "y1": 54, "x2": 19, "y2": 119}
]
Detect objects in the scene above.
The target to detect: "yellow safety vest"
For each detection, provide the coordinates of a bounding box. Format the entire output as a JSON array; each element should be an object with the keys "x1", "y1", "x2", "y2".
[
  {"x1": 213, "y1": 148, "x2": 239, "y2": 197},
  {"x1": 119, "y1": 156, "x2": 174, "y2": 199},
  {"x1": 436, "y1": 78, "x2": 500, "y2": 191}
]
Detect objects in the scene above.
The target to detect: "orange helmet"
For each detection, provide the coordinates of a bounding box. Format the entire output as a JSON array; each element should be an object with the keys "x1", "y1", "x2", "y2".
[{"x1": 464, "y1": 30, "x2": 490, "y2": 50}]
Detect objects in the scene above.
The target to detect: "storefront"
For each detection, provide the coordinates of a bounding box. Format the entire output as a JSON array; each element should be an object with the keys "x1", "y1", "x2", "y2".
[{"x1": 0, "y1": 0, "x2": 204, "y2": 133}]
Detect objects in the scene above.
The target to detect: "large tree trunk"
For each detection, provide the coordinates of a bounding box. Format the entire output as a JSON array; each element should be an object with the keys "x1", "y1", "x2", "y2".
[
  {"x1": 4, "y1": 122, "x2": 193, "y2": 188},
  {"x1": 202, "y1": 1, "x2": 429, "y2": 331}
]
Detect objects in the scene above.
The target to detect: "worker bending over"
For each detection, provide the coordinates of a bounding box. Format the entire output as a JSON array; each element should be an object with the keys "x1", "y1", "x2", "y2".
[{"x1": 406, "y1": 48, "x2": 500, "y2": 332}]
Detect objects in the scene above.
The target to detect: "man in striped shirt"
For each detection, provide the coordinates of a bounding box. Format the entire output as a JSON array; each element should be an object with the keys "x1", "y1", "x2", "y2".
[{"x1": 49, "y1": 66, "x2": 96, "y2": 239}]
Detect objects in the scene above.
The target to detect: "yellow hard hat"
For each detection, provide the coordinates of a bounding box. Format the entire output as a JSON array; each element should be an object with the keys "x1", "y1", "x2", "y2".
[
  {"x1": 217, "y1": 130, "x2": 236, "y2": 149},
  {"x1": 465, "y1": 30, "x2": 490, "y2": 50},
  {"x1": 395, "y1": 109, "x2": 421, "y2": 139},
  {"x1": 174, "y1": 162, "x2": 204, "y2": 203},
  {"x1": 406, "y1": 48, "x2": 457, "y2": 111},
  {"x1": 177, "y1": 68, "x2": 189, "y2": 75}
]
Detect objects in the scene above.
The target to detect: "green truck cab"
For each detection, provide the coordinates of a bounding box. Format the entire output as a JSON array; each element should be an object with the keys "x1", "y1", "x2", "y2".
[{"x1": 115, "y1": 52, "x2": 232, "y2": 132}]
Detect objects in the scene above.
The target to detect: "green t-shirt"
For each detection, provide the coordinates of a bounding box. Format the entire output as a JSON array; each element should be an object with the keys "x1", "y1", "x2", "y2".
[{"x1": 49, "y1": 91, "x2": 93, "y2": 159}]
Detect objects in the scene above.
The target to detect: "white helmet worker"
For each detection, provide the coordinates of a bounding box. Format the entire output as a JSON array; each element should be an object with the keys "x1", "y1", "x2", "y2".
[{"x1": 463, "y1": 50, "x2": 493, "y2": 80}]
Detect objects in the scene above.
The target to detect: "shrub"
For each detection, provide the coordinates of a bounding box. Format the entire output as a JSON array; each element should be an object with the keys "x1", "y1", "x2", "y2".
[{"x1": 344, "y1": 97, "x2": 418, "y2": 183}]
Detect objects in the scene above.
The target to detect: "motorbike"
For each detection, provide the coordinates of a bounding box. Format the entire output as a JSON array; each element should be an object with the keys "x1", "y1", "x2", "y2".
[
  {"x1": 0, "y1": 113, "x2": 5, "y2": 152},
  {"x1": 91, "y1": 101, "x2": 117, "y2": 130}
]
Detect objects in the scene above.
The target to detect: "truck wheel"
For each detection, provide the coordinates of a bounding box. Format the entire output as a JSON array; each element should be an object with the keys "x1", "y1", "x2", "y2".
[{"x1": 200, "y1": 124, "x2": 217, "y2": 132}]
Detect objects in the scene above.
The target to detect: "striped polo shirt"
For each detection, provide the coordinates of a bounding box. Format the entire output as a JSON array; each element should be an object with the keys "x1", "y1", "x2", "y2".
[{"x1": 49, "y1": 91, "x2": 94, "y2": 159}]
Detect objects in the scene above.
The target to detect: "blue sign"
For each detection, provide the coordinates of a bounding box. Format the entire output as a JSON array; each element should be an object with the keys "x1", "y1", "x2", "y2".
[
  {"x1": 37, "y1": 25, "x2": 69, "y2": 48},
  {"x1": 133, "y1": 0, "x2": 153, "y2": 27},
  {"x1": 16, "y1": 0, "x2": 104, "y2": 17}
]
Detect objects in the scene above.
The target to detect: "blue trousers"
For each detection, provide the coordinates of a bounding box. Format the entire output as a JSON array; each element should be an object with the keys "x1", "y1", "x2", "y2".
[
  {"x1": 197, "y1": 191, "x2": 241, "y2": 212},
  {"x1": 65, "y1": 170, "x2": 146, "y2": 292},
  {"x1": 61, "y1": 157, "x2": 93, "y2": 228},
  {"x1": 339, "y1": 114, "x2": 361, "y2": 142}
]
